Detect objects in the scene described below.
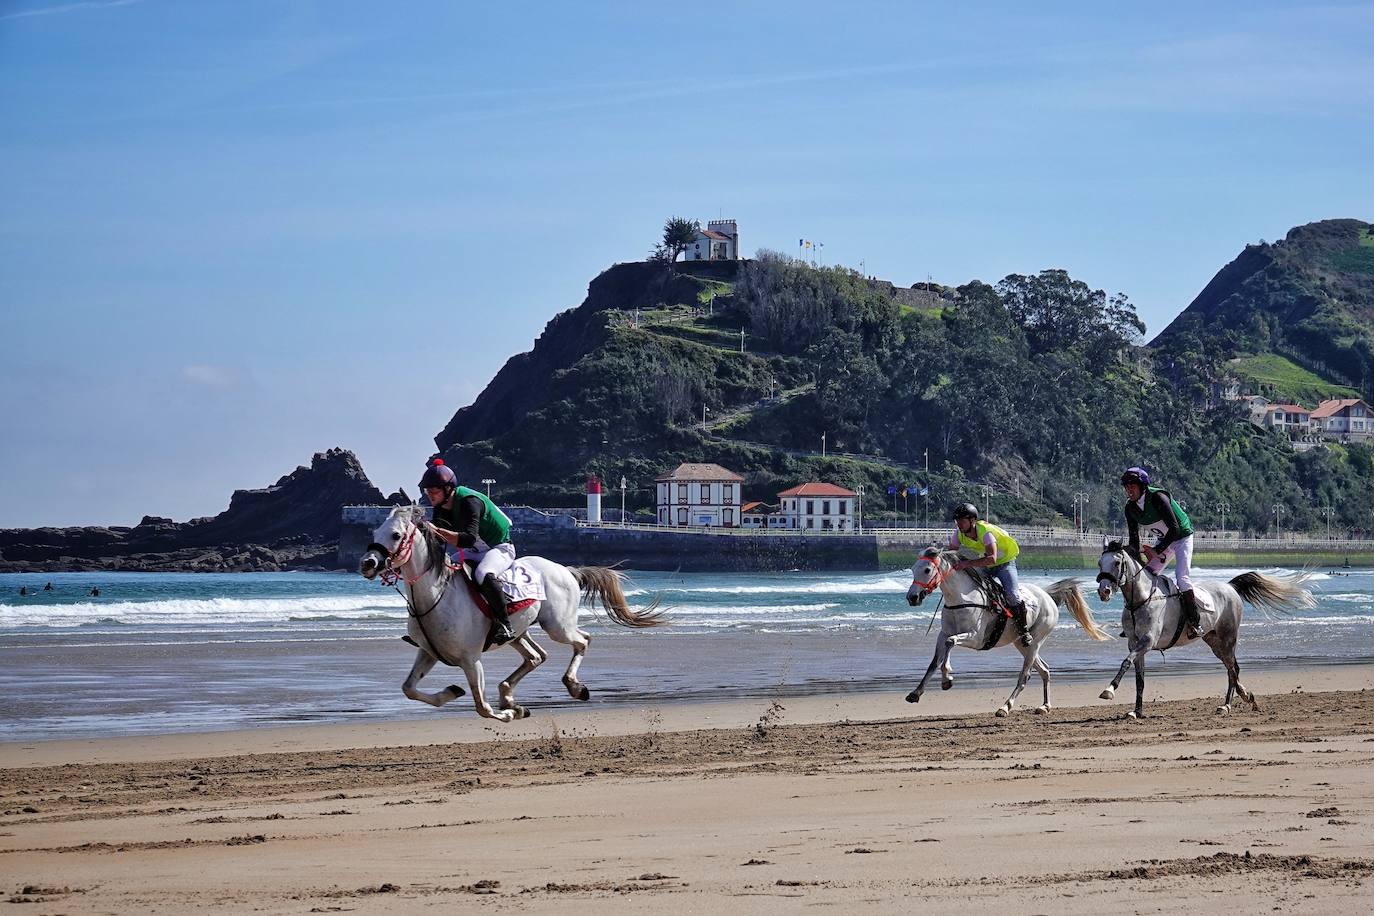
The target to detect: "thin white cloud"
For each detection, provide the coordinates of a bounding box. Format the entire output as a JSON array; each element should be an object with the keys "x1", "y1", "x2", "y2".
[
  {"x1": 0, "y1": 0, "x2": 142, "y2": 22},
  {"x1": 182, "y1": 364, "x2": 240, "y2": 390}
]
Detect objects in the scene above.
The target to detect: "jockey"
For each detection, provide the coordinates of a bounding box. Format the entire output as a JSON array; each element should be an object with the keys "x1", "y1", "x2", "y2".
[
  {"x1": 948, "y1": 503, "x2": 1032, "y2": 646},
  {"x1": 1120, "y1": 466, "x2": 1202, "y2": 639},
  {"x1": 419, "y1": 460, "x2": 517, "y2": 646}
]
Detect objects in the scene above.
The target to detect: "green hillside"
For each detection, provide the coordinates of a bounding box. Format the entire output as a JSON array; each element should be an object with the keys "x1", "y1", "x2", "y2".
[{"x1": 1229, "y1": 353, "x2": 1360, "y2": 405}]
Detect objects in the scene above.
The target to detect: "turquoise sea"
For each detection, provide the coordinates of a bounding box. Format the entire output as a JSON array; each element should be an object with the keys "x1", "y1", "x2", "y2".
[{"x1": 1, "y1": 566, "x2": 1371, "y2": 741}]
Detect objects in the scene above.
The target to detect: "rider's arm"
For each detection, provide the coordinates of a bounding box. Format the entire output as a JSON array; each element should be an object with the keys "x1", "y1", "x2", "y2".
[
  {"x1": 1125, "y1": 508, "x2": 1142, "y2": 563},
  {"x1": 1152, "y1": 490, "x2": 1183, "y2": 553},
  {"x1": 959, "y1": 532, "x2": 1000, "y2": 569},
  {"x1": 450, "y1": 496, "x2": 484, "y2": 549}
]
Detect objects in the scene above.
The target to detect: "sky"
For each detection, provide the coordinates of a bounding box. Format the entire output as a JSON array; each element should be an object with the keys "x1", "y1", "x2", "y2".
[{"x1": 2, "y1": 1, "x2": 1372, "y2": 527}]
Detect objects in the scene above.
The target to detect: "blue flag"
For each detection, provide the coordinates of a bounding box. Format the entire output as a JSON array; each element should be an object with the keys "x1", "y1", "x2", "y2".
[{"x1": 887, "y1": 485, "x2": 897, "y2": 496}]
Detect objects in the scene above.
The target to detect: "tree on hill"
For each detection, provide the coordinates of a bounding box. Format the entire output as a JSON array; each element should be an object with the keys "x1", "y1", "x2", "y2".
[{"x1": 653, "y1": 216, "x2": 700, "y2": 263}]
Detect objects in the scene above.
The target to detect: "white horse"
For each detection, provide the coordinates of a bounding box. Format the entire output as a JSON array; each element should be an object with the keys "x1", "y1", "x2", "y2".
[
  {"x1": 905, "y1": 547, "x2": 1111, "y2": 716},
  {"x1": 359, "y1": 506, "x2": 664, "y2": 722},
  {"x1": 1094, "y1": 539, "x2": 1314, "y2": 719}
]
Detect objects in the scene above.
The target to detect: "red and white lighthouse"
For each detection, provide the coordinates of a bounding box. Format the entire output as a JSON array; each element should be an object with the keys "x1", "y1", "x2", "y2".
[{"x1": 586, "y1": 476, "x2": 602, "y2": 524}]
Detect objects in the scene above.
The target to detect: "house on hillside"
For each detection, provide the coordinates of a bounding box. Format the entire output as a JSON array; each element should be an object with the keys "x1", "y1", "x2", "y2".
[
  {"x1": 1311, "y1": 398, "x2": 1373, "y2": 442},
  {"x1": 1260, "y1": 403, "x2": 1313, "y2": 437},
  {"x1": 777, "y1": 482, "x2": 857, "y2": 531},
  {"x1": 683, "y1": 219, "x2": 740, "y2": 261},
  {"x1": 655, "y1": 462, "x2": 744, "y2": 527}
]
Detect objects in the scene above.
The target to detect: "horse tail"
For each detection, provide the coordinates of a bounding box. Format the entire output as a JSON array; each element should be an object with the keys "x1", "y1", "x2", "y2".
[
  {"x1": 1047, "y1": 578, "x2": 1112, "y2": 641},
  {"x1": 1228, "y1": 571, "x2": 1316, "y2": 615},
  {"x1": 569, "y1": 567, "x2": 667, "y2": 629}
]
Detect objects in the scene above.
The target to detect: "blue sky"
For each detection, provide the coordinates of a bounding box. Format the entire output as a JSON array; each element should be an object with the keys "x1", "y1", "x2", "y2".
[{"x1": 2, "y1": 1, "x2": 1372, "y2": 527}]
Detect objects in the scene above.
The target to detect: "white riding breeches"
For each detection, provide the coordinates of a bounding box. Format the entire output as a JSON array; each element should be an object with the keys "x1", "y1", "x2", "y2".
[
  {"x1": 1146, "y1": 534, "x2": 1194, "y2": 592},
  {"x1": 470, "y1": 541, "x2": 516, "y2": 583}
]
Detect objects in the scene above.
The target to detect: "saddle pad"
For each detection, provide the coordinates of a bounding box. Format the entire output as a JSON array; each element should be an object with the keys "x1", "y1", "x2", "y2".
[{"x1": 496, "y1": 559, "x2": 546, "y2": 604}]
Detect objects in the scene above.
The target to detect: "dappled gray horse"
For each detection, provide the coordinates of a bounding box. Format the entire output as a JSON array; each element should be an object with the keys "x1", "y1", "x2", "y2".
[
  {"x1": 905, "y1": 547, "x2": 1111, "y2": 717},
  {"x1": 1095, "y1": 539, "x2": 1313, "y2": 718}
]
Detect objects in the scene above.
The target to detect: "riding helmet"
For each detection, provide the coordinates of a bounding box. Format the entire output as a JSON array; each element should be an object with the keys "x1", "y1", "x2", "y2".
[
  {"x1": 952, "y1": 502, "x2": 979, "y2": 521},
  {"x1": 419, "y1": 459, "x2": 457, "y2": 490},
  {"x1": 1120, "y1": 466, "x2": 1151, "y2": 488}
]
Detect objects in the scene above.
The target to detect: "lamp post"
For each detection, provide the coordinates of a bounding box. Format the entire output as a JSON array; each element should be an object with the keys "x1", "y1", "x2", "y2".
[
  {"x1": 856, "y1": 485, "x2": 865, "y2": 534},
  {"x1": 701, "y1": 404, "x2": 709, "y2": 431},
  {"x1": 982, "y1": 484, "x2": 992, "y2": 522},
  {"x1": 481, "y1": 478, "x2": 495, "y2": 497},
  {"x1": 1322, "y1": 504, "x2": 1334, "y2": 541},
  {"x1": 1073, "y1": 492, "x2": 1090, "y2": 537},
  {"x1": 821, "y1": 433, "x2": 826, "y2": 458},
  {"x1": 620, "y1": 476, "x2": 628, "y2": 528},
  {"x1": 1217, "y1": 502, "x2": 1230, "y2": 537},
  {"x1": 1272, "y1": 503, "x2": 1283, "y2": 540},
  {"x1": 923, "y1": 449, "x2": 929, "y2": 530}
]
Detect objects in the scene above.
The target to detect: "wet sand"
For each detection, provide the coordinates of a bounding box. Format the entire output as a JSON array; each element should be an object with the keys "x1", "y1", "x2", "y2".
[{"x1": 3, "y1": 664, "x2": 1373, "y2": 913}]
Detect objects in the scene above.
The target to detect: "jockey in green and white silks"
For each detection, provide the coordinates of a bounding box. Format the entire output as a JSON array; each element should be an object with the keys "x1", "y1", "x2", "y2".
[
  {"x1": 947, "y1": 503, "x2": 1032, "y2": 646},
  {"x1": 1120, "y1": 466, "x2": 1203, "y2": 639}
]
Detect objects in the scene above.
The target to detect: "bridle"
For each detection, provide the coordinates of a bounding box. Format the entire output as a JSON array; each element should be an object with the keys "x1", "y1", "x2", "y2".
[
  {"x1": 1096, "y1": 548, "x2": 1160, "y2": 618},
  {"x1": 912, "y1": 553, "x2": 996, "y2": 614},
  {"x1": 366, "y1": 518, "x2": 456, "y2": 619}
]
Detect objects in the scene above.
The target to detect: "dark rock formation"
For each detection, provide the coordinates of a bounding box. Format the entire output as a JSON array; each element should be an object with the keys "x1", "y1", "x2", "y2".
[{"x1": 0, "y1": 448, "x2": 387, "y2": 572}]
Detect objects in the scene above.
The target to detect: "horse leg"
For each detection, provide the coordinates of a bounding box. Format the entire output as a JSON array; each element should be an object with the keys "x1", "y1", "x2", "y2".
[
  {"x1": 1100, "y1": 650, "x2": 1135, "y2": 701},
  {"x1": 401, "y1": 649, "x2": 466, "y2": 708},
  {"x1": 1130, "y1": 651, "x2": 1147, "y2": 720},
  {"x1": 497, "y1": 635, "x2": 547, "y2": 719},
  {"x1": 907, "y1": 630, "x2": 953, "y2": 703},
  {"x1": 1032, "y1": 654, "x2": 1051, "y2": 714},
  {"x1": 997, "y1": 644, "x2": 1036, "y2": 718},
  {"x1": 460, "y1": 657, "x2": 514, "y2": 723},
  {"x1": 559, "y1": 629, "x2": 593, "y2": 701},
  {"x1": 941, "y1": 654, "x2": 955, "y2": 691}
]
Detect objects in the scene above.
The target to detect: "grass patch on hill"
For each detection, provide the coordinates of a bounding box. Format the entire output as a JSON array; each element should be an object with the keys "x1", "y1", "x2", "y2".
[
  {"x1": 1327, "y1": 228, "x2": 1374, "y2": 275},
  {"x1": 1229, "y1": 353, "x2": 1360, "y2": 405}
]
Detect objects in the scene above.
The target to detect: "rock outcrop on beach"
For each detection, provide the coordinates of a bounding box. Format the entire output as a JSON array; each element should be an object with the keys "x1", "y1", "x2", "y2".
[{"x1": 0, "y1": 448, "x2": 401, "y2": 572}]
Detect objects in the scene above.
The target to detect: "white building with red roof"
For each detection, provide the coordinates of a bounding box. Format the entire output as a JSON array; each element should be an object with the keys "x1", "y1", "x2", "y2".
[
  {"x1": 777, "y1": 482, "x2": 857, "y2": 531},
  {"x1": 1260, "y1": 403, "x2": 1313, "y2": 436},
  {"x1": 1311, "y1": 398, "x2": 1372, "y2": 441},
  {"x1": 655, "y1": 462, "x2": 745, "y2": 527},
  {"x1": 682, "y1": 219, "x2": 739, "y2": 261}
]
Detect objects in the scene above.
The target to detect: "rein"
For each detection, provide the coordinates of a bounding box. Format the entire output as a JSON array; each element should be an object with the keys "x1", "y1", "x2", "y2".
[
  {"x1": 1098, "y1": 551, "x2": 1161, "y2": 628},
  {"x1": 369, "y1": 521, "x2": 463, "y2": 665}
]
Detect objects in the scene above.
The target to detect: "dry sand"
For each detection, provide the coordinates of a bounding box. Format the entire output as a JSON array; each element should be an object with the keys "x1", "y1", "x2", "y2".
[{"x1": 3, "y1": 665, "x2": 1373, "y2": 913}]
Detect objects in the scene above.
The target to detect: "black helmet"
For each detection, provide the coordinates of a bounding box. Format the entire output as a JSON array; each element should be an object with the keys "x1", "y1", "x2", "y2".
[
  {"x1": 1120, "y1": 466, "x2": 1151, "y2": 488},
  {"x1": 952, "y1": 502, "x2": 979, "y2": 521},
  {"x1": 419, "y1": 459, "x2": 457, "y2": 491}
]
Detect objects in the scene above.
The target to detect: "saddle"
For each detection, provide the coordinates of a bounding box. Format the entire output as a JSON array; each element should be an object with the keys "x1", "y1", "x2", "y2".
[
  {"x1": 966, "y1": 568, "x2": 1012, "y2": 617},
  {"x1": 454, "y1": 560, "x2": 542, "y2": 620}
]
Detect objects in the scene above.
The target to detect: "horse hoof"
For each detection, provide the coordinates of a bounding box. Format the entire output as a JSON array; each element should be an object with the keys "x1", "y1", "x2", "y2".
[
  {"x1": 1216, "y1": 705, "x2": 1231, "y2": 716},
  {"x1": 449, "y1": 684, "x2": 466, "y2": 698},
  {"x1": 995, "y1": 707, "x2": 1010, "y2": 718},
  {"x1": 905, "y1": 691, "x2": 920, "y2": 704},
  {"x1": 515, "y1": 705, "x2": 531, "y2": 719},
  {"x1": 941, "y1": 680, "x2": 954, "y2": 691},
  {"x1": 575, "y1": 685, "x2": 590, "y2": 702},
  {"x1": 1034, "y1": 705, "x2": 1050, "y2": 715},
  {"x1": 1126, "y1": 711, "x2": 1140, "y2": 721},
  {"x1": 1099, "y1": 689, "x2": 1114, "y2": 700}
]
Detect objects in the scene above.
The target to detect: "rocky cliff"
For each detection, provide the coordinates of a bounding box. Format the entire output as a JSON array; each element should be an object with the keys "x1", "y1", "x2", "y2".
[{"x1": 0, "y1": 448, "x2": 407, "y2": 572}]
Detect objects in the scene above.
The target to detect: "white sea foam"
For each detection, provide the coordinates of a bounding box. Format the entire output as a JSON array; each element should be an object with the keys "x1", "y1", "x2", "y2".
[{"x1": 0, "y1": 595, "x2": 406, "y2": 628}]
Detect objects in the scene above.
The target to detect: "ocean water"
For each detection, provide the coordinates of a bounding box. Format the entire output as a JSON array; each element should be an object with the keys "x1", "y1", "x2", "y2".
[{"x1": 1, "y1": 566, "x2": 1371, "y2": 741}]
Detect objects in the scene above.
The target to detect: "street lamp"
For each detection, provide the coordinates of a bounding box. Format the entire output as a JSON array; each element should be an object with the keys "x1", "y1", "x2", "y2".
[
  {"x1": 1217, "y1": 502, "x2": 1230, "y2": 537},
  {"x1": 481, "y1": 478, "x2": 495, "y2": 497},
  {"x1": 982, "y1": 484, "x2": 992, "y2": 522},
  {"x1": 701, "y1": 404, "x2": 710, "y2": 431},
  {"x1": 821, "y1": 433, "x2": 826, "y2": 458},
  {"x1": 619, "y1": 477, "x2": 628, "y2": 527},
  {"x1": 923, "y1": 449, "x2": 930, "y2": 530},
  {"x1": 1272, "y1": 503, "x2": 1283, "y2": 540},
  {"x1": 856, "y1": 485, "x2": 865, "y2": 535},
  {"x1": 1322, "y1": 505, "x2": 1335, "y2": 541}
]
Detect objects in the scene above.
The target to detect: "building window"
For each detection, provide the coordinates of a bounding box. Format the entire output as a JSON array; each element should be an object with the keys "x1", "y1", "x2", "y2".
[
  {"x1": 838, "y1": 500, "x2": 846, "y2": 515},
  {"x1": 658, "y1": 508, "x2": 666, "y2": 525},
  {"x1": 723, "y1": 509, "x2": 734, "y2": 526},
  {"x1": 807, "y1": 518, "x2": 815, "y2": 529},
  {"x1": 677, "y1": 484, "x2": 687, "y2": 503},
  {"x1": 677, "y1": 507, "x2": 688, "y2": 525},
  {"x1": 700, "y1": 485, "x2": 710, "y2": 505},
  {"x1": 822, "y1": 500, "x2": 831, "y2": 515},
  {"x1": 723, "y1": 484, "x2": 733, "y2": 504},
  {"x1": 806, "y1": 500, "x2": 815, "y2": 515}
]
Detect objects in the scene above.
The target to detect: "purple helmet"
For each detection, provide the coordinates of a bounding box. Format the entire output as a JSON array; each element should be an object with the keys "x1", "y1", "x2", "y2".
[
  {"x1": 419, "y1": 459, "x2": 457, "y2": 490},
  {"x1": 1120, "y1": 466, "x2": 1151, "y2": 488}
]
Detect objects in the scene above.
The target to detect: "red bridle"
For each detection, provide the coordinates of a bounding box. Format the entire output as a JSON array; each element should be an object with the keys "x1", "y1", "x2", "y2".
[{"x1": 911, "y1": 559, "x2": 951, "y2": 593}]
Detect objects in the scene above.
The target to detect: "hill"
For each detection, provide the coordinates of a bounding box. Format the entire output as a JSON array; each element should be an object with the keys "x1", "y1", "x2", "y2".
[{"x1": 434, "y1": 234, "x2": 1374, "y2": 538}]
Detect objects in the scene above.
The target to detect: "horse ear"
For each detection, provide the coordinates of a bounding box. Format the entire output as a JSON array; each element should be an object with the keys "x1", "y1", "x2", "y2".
[{"x1": 1101, "y1": 536, "x2": 1111, "y2": 549}]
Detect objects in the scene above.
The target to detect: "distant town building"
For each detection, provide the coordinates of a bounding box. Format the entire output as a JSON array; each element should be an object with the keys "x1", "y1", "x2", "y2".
[
  {"x1": 1260, "y1": 403, "x2": 1312, "y2": 437},
  {"x1": 1312, "y1": 398, "x2": 1372, "y2": 442},
  {"x1": 683, "y1": 219, "x2": 740, "y2": 261},
  {"x1": 777, "y1": 482, "x2": 857, "y2": 531},
  {"x1": 741, "y1": 500, "x2": 788, "y2": 529},
  {"x1": 655, "y1": 462, "x2": 745, "y2": 527}
]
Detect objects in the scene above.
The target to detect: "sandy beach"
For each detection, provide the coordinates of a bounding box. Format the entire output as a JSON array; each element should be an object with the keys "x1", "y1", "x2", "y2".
[{"x1": 2, "y1": 664, "x2": 1372, "y2": 913}]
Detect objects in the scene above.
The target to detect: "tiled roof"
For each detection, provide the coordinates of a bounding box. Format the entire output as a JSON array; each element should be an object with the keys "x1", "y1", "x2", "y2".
[
  {"x1": 699, "y1": 229, "x2": 731, "y2": 241},
  {"x1": 1311, "y1": 398, "x2": 1366, "y2": 418},
  {"x1": 1265, "y1": 404, "x2": 1310, "y2": 414},
  {"x1": 777, "y1": 482, "x2": 857, "y2": 498},
  {"x1": 655, "y1": 463, "x2": 744, "y2": 482}
]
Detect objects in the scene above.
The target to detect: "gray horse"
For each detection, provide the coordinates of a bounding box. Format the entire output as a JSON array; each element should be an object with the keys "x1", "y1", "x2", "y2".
[
  {"x1": 1094, "y1": 539, "x2": 1314, "y2": 718},
  {"x1": 905, "y1": 547, "x2": 1111, "y2": 716}
]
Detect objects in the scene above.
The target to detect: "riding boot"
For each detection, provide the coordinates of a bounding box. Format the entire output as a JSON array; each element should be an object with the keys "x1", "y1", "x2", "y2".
[
  {"x1": 1179, "y1": 588, "x2": 1202, "y2": 640},
  {"x1": 479, "y1": 574, "x2": 516, "y2": 646},
  {"x1": 1012, "y1": 601, "x2": 1033, "y2": 647}
]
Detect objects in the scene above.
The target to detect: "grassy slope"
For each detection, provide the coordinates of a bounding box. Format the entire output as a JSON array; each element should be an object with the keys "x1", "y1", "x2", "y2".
[{"x1": 1229, "y1": 353, "x2": 1360, "y2": 405}]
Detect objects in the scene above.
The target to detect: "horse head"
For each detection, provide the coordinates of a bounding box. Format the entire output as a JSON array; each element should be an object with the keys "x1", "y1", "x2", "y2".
[
  {"x1": 360, "y1": 506, "x2": 431, "y2": 581},
  {"x1": 1095, "y1": 538, "x2": 1133, "y2": 602},
  {"x1": 908, "y1": 546, "x2": 963, "y2": 606}
]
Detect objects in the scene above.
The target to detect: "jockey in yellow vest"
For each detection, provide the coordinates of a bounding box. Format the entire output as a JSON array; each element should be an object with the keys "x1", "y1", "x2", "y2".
[{"x1": 948, "y1": 503, "x2": 1031, "y2": 646}]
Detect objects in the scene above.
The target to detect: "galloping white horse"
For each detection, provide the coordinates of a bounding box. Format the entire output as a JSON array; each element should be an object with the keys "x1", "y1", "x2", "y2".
[
  {"x1": 360, "y1": 506, "x2": 664, "y2": 722},
  {"x1": 905, "y1": 547, "x2": 1111, "y2": 716},
  {"x1": 1094, "y1": 539, "x2": 1314, "y2": 719}
]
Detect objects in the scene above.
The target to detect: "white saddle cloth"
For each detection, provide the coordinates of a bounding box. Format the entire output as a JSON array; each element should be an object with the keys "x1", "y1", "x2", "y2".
[{"x1": 495, "y1": 558, "x2": 546, "y2": 603}]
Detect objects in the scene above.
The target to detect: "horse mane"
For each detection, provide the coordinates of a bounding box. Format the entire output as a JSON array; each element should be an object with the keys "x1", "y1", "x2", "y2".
[
  {"x1": 400, "y1": 505, "x2": 450, "y2": 580},
  {"x1": 919, "y1": 545, "x2": 961, "y2": 567}
]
